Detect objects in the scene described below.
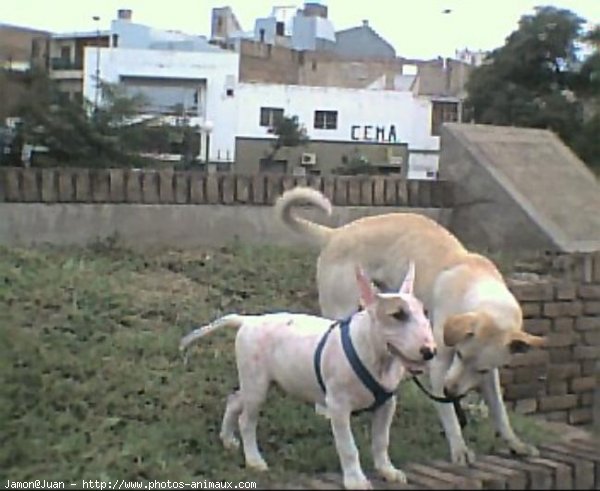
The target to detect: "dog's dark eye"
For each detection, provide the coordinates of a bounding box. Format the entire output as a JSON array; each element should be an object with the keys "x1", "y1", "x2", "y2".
[
  {"x1": 456, "y1": 351, "x2": 464, "y2": 360},
  {"x1": 391, "y1": 309, "x2": 408, "y2": 322}
]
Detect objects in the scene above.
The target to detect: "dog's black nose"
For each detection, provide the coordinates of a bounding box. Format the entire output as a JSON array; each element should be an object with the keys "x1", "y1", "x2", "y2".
[{"x1": 420, "y1": 346, "x2": 436, "y2": 361}]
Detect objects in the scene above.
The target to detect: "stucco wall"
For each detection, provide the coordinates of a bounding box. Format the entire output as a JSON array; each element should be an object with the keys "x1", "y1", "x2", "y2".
[{"x1": 0, "y1": 203, "x2": 450, "y2": 249}]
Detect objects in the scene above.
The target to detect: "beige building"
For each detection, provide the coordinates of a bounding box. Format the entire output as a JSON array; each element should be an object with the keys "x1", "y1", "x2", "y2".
[{"x1": 235, "y1": 137, "x2": 409, "y2": 176}]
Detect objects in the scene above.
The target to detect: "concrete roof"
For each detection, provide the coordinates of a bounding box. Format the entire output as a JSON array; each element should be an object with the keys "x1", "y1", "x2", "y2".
[{"x1": 444, "y1": 123, "x2": 600, "y2": 252}]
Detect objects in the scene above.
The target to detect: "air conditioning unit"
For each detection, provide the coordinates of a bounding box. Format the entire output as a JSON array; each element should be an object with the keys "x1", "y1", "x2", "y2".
[
  {"x1": 301, "y1": 152, "x2": 317, "y2": 165},
  {"x1": 387, "y1": 147, "x2": 404, "y2": 165}
]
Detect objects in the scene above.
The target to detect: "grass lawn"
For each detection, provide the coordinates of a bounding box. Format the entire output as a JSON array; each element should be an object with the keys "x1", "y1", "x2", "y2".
[{"x1": 0, "y1": 242, "x2": 555, "y2": 486}]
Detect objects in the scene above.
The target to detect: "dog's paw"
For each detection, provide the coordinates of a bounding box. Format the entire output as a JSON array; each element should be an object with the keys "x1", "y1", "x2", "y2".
[
  {"x1": 343, "y1": 476, "x2": 372, "y2": 490},
  {"x1": 450, "y1": 445, "x2": 476, "y2": 466},
  {"x1": 220, "y1": 434, "x2": 240, "y2": 450},
  {"x1": 377, "y1": 466, "x2": 407, "y2": 483},
  {"x1": 315, "y1": 403, "x2": 330, "y2": 419},
  {"x1": 246, "y1": 457, "x2": 269, "y2": 472},
  {"x1": 508, "y1": 440, "x2": 539, "y2": 458}
]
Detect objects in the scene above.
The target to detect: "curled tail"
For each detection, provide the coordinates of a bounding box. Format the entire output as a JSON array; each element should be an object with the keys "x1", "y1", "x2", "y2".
[
  {"x1": 179, "y1": 314, "x2": 243, "y2": 364},
  {"x1": 274, "y1": 187, "x2": 334, "y2": 247}
]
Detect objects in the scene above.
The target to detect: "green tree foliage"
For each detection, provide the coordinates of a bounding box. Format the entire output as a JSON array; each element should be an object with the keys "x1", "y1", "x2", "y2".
[
  {"x1": 7, "y1": 71, "x2": 165, "y2": 167},
  {"x1": 333, "y1": 150, "x2": 378, "y2": 175},
  {"x1": 265, "y1": 114, "x2": 309, "y2": 164},
  {"x1": 465, "y1": 6, "x2": 600, "y2": 171}
]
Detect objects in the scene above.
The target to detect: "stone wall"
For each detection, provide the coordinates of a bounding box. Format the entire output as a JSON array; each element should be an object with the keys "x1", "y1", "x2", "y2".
[{"x1": 505, "y1": 253, "x2": 600, "y2": 427}]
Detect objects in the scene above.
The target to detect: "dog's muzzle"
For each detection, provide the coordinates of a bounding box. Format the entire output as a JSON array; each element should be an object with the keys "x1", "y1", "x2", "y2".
[{"x1": 387, "y1": 343, "x2": 428, "y2": 372}]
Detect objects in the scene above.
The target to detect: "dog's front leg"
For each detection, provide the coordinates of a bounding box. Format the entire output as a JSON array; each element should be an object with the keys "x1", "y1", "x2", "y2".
[
  {"x1": 430, "y1": 359, "x2": 475, "y2": 465},
  {"x1": 481, "y1": 369, "x2": 539, "y2": 457},
  {"x1": 328, "y1": 401, "x2": 371, "y2": 490},
  {"x1": 371, "y1": 396, "x2": 406, "y2": 483}
]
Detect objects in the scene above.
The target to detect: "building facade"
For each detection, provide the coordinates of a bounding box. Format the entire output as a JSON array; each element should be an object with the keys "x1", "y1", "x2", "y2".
[
  {"x1": 83, "y1": 45, "x2": 239, "y2": 165},
  {"x1": 36, "y1": 4, "x2": 476, "y2": 178},
  {"x1": 235, "y1": 82, "x2": 438, "y2": 178}
]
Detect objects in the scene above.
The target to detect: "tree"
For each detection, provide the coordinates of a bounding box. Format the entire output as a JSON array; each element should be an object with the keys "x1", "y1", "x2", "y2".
[
  {"x1": 333, "y1": 150, "x2": 378, "y2": 175},
  {"x1": 465, "y1": 6, "x2": 600, "y2": 170},
  {"x1": 12, "y1": 72, "x2": 160, "y2": 167},
  {"x1": 264, "y1": 114, "x2": 309, "y2": 165}
]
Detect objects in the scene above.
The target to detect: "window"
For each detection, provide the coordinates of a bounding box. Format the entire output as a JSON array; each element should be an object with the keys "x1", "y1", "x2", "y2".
[
  {"x1": 259, "y1": 107, "x2": 284, "y2": 127},
  {"x1": 431, "y1": 101, "x2": 458, "y2": 136},
  {"x1": 276, "y1": 21, "x2": 285, "y2": 36},
  {"x1": 259, "y1": 158, "x2": 287, "y2": 174},
  {"x1": 60, "y1": 46, "x2": 71, "y2": 61},
  {"x1": 314, "y1": 110, "x2": 338, "y2": 130}
]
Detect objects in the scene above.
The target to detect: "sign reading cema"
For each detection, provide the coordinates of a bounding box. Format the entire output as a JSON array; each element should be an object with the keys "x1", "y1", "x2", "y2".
[{"x1": 351, "y1": 125, "x2": 398, "y2": 143}]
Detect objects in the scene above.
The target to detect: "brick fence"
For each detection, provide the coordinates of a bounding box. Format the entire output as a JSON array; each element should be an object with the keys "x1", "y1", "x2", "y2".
[
  {"x1": 0, "y1": 167, "x2": 455, "y2": 208},
  {"x1": 504, "y1": 252, "x2": 600, "y2": 427},
  {"x1": 294, "y1": 438, "x2": 599, "y2": 489}
]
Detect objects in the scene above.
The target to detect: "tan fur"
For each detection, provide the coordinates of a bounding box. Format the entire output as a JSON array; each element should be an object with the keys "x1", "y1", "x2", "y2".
[{"x1": 275, "y1": 186, "x2": 546, "y2": 465}]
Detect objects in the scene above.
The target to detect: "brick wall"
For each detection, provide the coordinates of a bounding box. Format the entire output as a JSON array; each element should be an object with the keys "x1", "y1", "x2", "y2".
[
  {"x1": 505, "y1": 258, "x2": 600, "y2": 426},
  {"x1": 0, "y1": 167, "x2": 455, "y2": 208}
]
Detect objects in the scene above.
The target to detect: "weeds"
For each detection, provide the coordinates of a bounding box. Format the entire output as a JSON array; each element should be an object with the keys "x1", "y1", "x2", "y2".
[{"x1": 0, "y1": 244, "x2": 554, "y2": 485}]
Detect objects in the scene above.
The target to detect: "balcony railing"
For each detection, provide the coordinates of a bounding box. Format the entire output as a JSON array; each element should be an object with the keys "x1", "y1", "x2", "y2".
[{"x1": 50, "y1": 58, "x2": 83, "y2": 71}]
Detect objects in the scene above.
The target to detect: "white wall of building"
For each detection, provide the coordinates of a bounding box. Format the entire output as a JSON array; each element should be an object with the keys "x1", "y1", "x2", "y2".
[
  {"x1": 111, "y1": 19, "x2": 218, "y2": 52},
  {"x1": 236, "y1": 83, "x2": 440, "y2": 177},
  {"x1": 83, "y1": 47, "x2": 239, "y2": 162}
]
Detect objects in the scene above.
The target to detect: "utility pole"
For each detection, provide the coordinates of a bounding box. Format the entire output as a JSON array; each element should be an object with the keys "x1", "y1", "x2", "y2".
[{"x1": 93, "y1": 15, "x2": 101, "y2": 115}]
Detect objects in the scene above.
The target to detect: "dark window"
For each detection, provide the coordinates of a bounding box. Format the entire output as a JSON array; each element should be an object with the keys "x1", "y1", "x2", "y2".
[
  {"x1": 260, "y1": 107, "x2": 284, "y2": 127},
  {"x1": 431, "y1": 101, "x2": 458, "y2": 136},
  {"x1": 276, "y1": 21, "x2": 285, "y2": 36},
  {"x1": 314, "y1": 110, "x2": 338, "y2": 130},
  {"x1": 60, "y1": 46, "x2": 71, "y2": 61},
  {"x1": 259, "y1": 28, "x2": 265, "y2": 43},
  {"x1": 259, "y1": 158, "x2": 287, "y2": 174},
  {"x1": 226, "y1": 88, "x2": 234, "y2": 97},
  {"x1": 31, "y1": 39, "x2": 40, "y2": 57},
  {"x1": 112, "y1": 34, "x2": 119, "y2": 47}
]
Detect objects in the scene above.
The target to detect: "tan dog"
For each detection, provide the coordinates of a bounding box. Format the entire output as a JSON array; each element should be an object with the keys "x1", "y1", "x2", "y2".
[{"x1": 274, "y1": 186, "x2": 545, "y2": 465}]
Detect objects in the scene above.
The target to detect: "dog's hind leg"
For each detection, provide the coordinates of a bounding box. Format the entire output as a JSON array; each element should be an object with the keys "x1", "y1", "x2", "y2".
[
  {"x1": 317, "y1": 262, "x2": 361, "y2": 319},
  {"x1": 220, "y1": 390, "x2": 243, "y2": 450},
  {"x1": 238, "y1": 375, "x2": 270, "y2": 472},
  {"x1": 371, "y1": 396, "x2": 406, "y2": 483}
]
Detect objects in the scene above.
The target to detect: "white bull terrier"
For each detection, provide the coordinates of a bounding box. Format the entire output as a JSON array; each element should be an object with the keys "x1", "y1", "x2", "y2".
[{"x1": 180, "y1": 263, "x2": 436, "y2": 490}]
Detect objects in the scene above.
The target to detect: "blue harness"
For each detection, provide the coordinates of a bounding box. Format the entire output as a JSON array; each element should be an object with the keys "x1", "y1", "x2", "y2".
[{"x1": 313, "y1": 316, "x2": 395, "y2": 414}]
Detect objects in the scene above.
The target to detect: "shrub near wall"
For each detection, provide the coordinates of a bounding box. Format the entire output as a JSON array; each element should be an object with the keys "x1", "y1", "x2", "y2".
[
  {"x1": 0, "y1": 167, "x2": 455, "y2": 208},
  {"x1": 505, "y1": 253, "x2": 600, "y2": 426}
]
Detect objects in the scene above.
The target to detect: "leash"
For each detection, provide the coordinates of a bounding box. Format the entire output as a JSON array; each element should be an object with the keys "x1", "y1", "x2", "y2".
[{"x1": 411, "y1": 375, "x2": 468, "y2": 429}]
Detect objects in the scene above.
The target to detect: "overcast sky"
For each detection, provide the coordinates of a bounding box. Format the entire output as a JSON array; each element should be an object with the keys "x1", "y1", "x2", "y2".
[{"x1": 2, "y1": 0, "x2": 598, "y2": 59}]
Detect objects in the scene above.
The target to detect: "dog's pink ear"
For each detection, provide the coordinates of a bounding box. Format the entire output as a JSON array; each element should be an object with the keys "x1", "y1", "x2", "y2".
[
  {"x1": 355, "y1": 265, "x2": 376, "y2": 307},
  {"x1": 399, "y1": 261, "x2": 416, "y2": 295}
]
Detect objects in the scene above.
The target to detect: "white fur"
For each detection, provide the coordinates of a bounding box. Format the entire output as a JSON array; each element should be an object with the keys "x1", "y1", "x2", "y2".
[{"x1": 181, "y1": 268, "x2": 436, "y2": 489}]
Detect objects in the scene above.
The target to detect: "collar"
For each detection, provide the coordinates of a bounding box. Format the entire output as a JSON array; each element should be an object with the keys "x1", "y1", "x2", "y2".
[{"x1": 314, "y1": 316, "x2": 395, "y2": 414}]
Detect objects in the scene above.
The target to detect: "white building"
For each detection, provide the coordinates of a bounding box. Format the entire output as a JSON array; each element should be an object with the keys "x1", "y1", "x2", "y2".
[
  {"x1": 212, "y1": 1, "x2": 336, "y2": 52},
  {"x1": 235, "y1": 82, "x2": 440, "y2": 178},
  {"x1": 74, "y1": 7, "x2": 449, "y2": 178},
  {"x1": 84, "y1": 46, "x2": 239, "y2": 164}
]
